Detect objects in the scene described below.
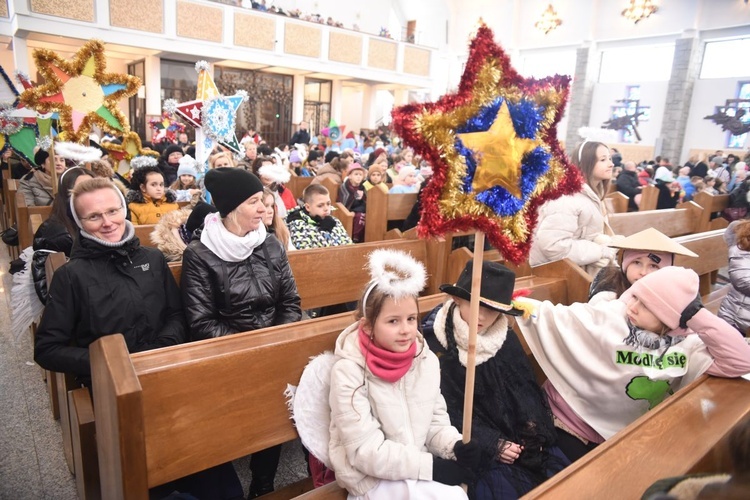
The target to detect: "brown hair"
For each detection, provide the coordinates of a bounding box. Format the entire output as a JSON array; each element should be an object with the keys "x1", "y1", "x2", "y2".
[
  {"x1": 302, "y1": 183, "x2": 329, "y2": 203},
  {"x1": 251, "y1": 156, "x2": 273, "y2": 177},
  {"x1": 735, "y1": 220, "x2": 750, "y2": 252},
  {"x1": 50, "y1": 167, "x2": 95, "y2": 235},
  {"x1": 574, "y1": 140, "x2": 611, "y2": 199},
  {"x1": 263, "y1": 188, "x2": 291, "y2": 248},
  {"x1": 170, "y1": 176, "x2": 197, "y2": 191},
  {"x1": 71, "y1": 177, "x2": 122, "y2": 216}
]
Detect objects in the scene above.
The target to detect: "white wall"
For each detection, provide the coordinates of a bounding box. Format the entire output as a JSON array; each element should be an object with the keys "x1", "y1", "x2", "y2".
[
  {"x1": 588, "y1": 81, "x2": 669, "y2": 152},
  {"x1": 341, "y1": 86, "x2": 364, "y2": 133},
  {"x1": 681, "y1": 77, "x2": 750, "y2": 161}
]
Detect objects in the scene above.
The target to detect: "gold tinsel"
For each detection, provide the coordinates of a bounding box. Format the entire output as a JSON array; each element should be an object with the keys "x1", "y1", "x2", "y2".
[{"x1": 19, "y1": 39, "x2": 141, "y2": 144}]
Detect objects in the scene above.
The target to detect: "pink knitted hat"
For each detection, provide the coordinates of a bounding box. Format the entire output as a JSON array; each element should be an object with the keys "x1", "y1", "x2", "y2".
[
  {"x1": 620, "y1": 266, "x2": 699, "y2": 330},
  {"x1": 621, "y1": 250, "x2": 672, "y2": 273}
]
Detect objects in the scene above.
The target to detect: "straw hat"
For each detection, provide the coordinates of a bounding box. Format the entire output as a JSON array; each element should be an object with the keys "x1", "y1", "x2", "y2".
[{"x1": 609, "y1": 228, "x2": 698, "y2": 258}]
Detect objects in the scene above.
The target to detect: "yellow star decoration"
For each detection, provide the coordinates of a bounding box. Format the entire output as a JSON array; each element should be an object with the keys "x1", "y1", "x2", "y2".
[{"x1": 458, "y1": 101, "x2": 539, "y2": 198}]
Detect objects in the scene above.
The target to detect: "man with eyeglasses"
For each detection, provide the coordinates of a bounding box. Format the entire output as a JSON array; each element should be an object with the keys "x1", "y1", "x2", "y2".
[{"x1": 34, "y1": 177, "x2": 188, "y2": 385}]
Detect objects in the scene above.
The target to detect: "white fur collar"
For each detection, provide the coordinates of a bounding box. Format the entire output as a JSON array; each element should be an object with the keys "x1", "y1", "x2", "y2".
[{"x1": 433, "y1": 299, "x2": 508, "y2": 367}]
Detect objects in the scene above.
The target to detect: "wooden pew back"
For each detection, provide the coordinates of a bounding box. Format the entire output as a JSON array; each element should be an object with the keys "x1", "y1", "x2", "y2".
[
  {"x1": 133, "y1": 225, "x2": 157, "y2": 248},
  {"x1": 691, "y1": 192, "x2": 730, "y2": 233},
  {"x1": 15, "y1": 196, "x2": 52, "y2": 249},
  {"x1": 674, "y1": 229, "x2": 728, "y2": 297},
  {"x1": 364, "y1": 187, "x2": 417, "y2": 242},
  {"x1": 638, "y1": 184, "x2": 658, "y2": 211},
  {"x1": 91, "y1": 275, "x2": 571, "y2": 499},
  {"x1": 604, "y1": 191, "x2": 628, "y2": 214},
  {"x1": 168, "y1": 238, "x2": 448, "y2": 307},
  {"x1": 524, "y1": 376, "x2": 750, "y2": 498},
  {"x1": 609, "y1": 204, "x2": 702, "y2": 237},
  {"x1": 287, "y1": 176, "x2": 313, "y2": 201}
]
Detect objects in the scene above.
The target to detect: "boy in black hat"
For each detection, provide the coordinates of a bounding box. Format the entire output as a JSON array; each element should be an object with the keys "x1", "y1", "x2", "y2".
[{"x1": 422, "y1": 261, "x2": 569, "y2": 499}]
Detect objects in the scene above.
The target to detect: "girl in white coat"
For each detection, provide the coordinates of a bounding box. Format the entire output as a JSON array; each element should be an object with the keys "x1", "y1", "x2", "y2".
[
  {"x1": 328, "y1": 249, "x2": 480, "y2": 499},
  {"x1": 529, "y1": 141, "x2": 621, "y2": 276}
]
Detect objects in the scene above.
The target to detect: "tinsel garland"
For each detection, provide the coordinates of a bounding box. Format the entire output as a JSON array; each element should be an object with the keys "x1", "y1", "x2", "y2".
[
  {"x1": 391, "y1": 23, "x2": 581, "y2": 264},
  {"x1": 102, "y1": 131, "x2": 159, "y2": 163},
  {"x1": 18, "y1": 39, "x2": 141, "y2": 144}
]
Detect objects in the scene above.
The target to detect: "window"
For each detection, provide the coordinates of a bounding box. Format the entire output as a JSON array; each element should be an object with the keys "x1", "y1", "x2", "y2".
[
  {"x1": 726, "y1": 81, "x2": 750, "y2": 148},
  {"x1": 599, "y1": 45, "x2": 674, "y2": 83},
  {"x1": 700, "y1": 39, "x2": 750, "y2": 79},
  {"x1": 519, "y1": 51, "x2": 576, "y2": 79},
  {"x1": 609, "y1": 85, "x2": 650, "y2": 143},
  {"x1": 160, "y1": 60, "x2": 197, "y2": 103}
]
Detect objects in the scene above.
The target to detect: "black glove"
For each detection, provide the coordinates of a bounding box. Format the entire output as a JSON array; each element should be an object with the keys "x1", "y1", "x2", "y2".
[
  {"x1": 453, "y1": 440, "x2": 481, "y2": 469},
  {"x1": 432, "y1": 457, "x2": 472, "y2": 486},
  {"x1": 679, "y1": 294, "x2": 704, "y2": 329}
]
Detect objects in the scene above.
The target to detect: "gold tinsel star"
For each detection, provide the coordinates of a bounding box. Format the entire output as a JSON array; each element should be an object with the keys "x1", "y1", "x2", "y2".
[
  {"x1": 19, "y1": 40, "x2": 140, "y2": 144},
  {"x1": 458, "y1": 100, "x2": 538, "y2": 198}
]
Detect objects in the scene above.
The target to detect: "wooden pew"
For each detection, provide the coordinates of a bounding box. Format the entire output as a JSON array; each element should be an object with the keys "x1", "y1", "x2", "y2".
[
  {"x1": 1, "y1": 169, "x2": 10, "y2": 230},
  {"x1": 44, "y1": 251, "x2": 101, "y2": 499},
  {"x1": 15, "y1": 196, "x2": 52, "y2": 249},
  {"x1": 604, "y1": 191, "x2": 628, "y2": 214},
  {"x1": 364, "y1": 187, "x2": 417, "y2": 242},
  {"x1": 168, "y1": 237, "x2": 450, "y2": 302},
  {"x1": 332, "y1": 203, "x2": 353, "y2": 238},
  {"x1": 320, "y1": 177, "x2": 340, "y2": 204},
  {"x1": 638, "y1": 184, "x2": 658, "y2": 211},
  {"x1": 689, "y1": 191, "x2": 730, "y2": 233},
  {"x1": 133, "y1": 224, "x2": 157, "y2": 248},
  {"x1": 287, "y1": 176, "x2": 313, "y2": 201},
  {"x1": 6, "y1": 179, "x2": 18, "y2": 258},
  {"x1": 90, "y1": 275, "x2": 572, "y2": 499},
  {"x1": 609, "y1": 203, "x2": 703, "y2": 237},
  {"x1": 523, "y1": 375, "x2": 750, "y2": 499},
  {"x1": 673, "y1": 229, "x2": 728, "y2": 299}
]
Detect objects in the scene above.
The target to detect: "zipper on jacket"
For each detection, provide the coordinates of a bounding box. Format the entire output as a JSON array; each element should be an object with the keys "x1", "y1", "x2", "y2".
[{"x1": 399, "y1": 378, "x2": 415, "y2": 446}]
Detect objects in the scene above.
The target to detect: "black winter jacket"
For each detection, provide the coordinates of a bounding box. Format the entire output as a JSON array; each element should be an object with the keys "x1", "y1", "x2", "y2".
[
  {"x1": 181, "y1": 234, "x2": 301, "y2": 340},
  {"x1": 31, "y1": 218, "x2": 74, "y2": 304},
  {"x1": 34, "y1": 231, "x2": 187, "y2": 377},
  {"x1": 615, "y1": 170, "x2": 642, "y2": 211}
]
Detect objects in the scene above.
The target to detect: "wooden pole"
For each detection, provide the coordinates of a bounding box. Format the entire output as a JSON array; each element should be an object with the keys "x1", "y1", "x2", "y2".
[{"x1": 461, "y1": 230, "x2": 485, "y2": 443}]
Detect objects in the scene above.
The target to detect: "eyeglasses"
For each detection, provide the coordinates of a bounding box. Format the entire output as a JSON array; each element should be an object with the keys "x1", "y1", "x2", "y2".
[{"x1": 80, "y1": 206, "x2": 124, "y2": 224}]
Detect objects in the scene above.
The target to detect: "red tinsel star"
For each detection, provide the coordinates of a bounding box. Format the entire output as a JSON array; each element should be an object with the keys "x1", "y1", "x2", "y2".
[{"x1": 391, "y1": 23, "x2": 582, "y2": 264}]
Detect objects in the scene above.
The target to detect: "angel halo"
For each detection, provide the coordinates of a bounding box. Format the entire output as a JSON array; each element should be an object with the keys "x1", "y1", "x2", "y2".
[{"x1": 361, "y1": 249, "x2": 427, "y2": 320}]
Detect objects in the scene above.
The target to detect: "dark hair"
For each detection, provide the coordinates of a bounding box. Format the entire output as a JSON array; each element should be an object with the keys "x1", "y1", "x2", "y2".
[
  {"x1": 251, "y1": 156, "x2": 274, "y2": 177},
  {"x1": 129, "y1": 166, "x2": 164, "y2": 191},
  {"x1": 574, "y1": 140, "x2": 611, "y2": 199},
  {"x1": 588, "y1": 264, "x2": 631, "y2": 300},
  {"x1": 50, "y1": 167, "x2": 95, "y2": 236},
  {"x1": 257, "y1": 144, "x2": 273, "y2": 156}
]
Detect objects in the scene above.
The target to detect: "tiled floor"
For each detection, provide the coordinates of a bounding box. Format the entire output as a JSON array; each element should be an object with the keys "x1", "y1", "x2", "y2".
[{"x1": 0, "y1": 241, "x2": 308, "y2": 499}]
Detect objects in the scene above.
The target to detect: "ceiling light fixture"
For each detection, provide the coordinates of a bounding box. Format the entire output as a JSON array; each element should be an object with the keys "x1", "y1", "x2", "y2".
[
  {"x1": 535, "y1": 4, "x2": 562, "y2": 35},
  {"x1": 622, "y1": 0, "x2": 659, "y2": 24}
]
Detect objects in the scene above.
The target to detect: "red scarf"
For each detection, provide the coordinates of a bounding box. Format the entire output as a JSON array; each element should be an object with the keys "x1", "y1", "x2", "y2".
[{"x1": 358, "y1": 325, "x2": 416, "y2": 383}]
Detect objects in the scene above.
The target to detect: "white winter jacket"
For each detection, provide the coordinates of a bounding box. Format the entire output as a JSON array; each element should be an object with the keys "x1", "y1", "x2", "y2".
[
  {"x1": 328, "y1": 322, "x2": 462, "y2": 497},
  {"x1": 529, "y1": 183, "x2": 615, "y2": 275}
]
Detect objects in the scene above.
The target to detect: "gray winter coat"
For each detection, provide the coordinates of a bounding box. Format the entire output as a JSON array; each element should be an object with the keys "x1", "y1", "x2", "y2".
[{"x1": 718, "y1": 221, "x2": 750, "y2": 335}]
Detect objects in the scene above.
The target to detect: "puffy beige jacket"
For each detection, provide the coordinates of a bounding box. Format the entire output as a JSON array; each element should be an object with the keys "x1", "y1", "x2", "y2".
[
  {"x1": 529, "y1": 183, "x2": 615, "y2": 275},
  {"x1": 328, "y1": 322, "x2": 461, "y2": 497}
]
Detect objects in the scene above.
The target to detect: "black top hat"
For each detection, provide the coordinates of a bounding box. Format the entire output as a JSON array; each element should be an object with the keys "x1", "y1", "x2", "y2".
[{"x1": 439, "y1": 261, "x2": 523, "y2": 316}]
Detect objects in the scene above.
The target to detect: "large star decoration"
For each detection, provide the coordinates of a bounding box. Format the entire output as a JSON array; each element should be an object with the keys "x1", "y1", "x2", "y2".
[
  {"x1": 391, "y1": 23, "x2": 582, "y2": 264},
  {"x1": 164, "y1": 61, "x2": 247, "y2": 164},
  {"x1": 19, "y1": 40, "x2": 141, "y2": 144},
  {"x1": 0, "y1": 66, "x2": 39, "y2": 164}
]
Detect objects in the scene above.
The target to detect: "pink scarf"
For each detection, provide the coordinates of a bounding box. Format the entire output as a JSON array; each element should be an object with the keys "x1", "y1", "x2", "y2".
[{"x1": 358, "y1": 325, "x2": 417, "y2": 383}]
